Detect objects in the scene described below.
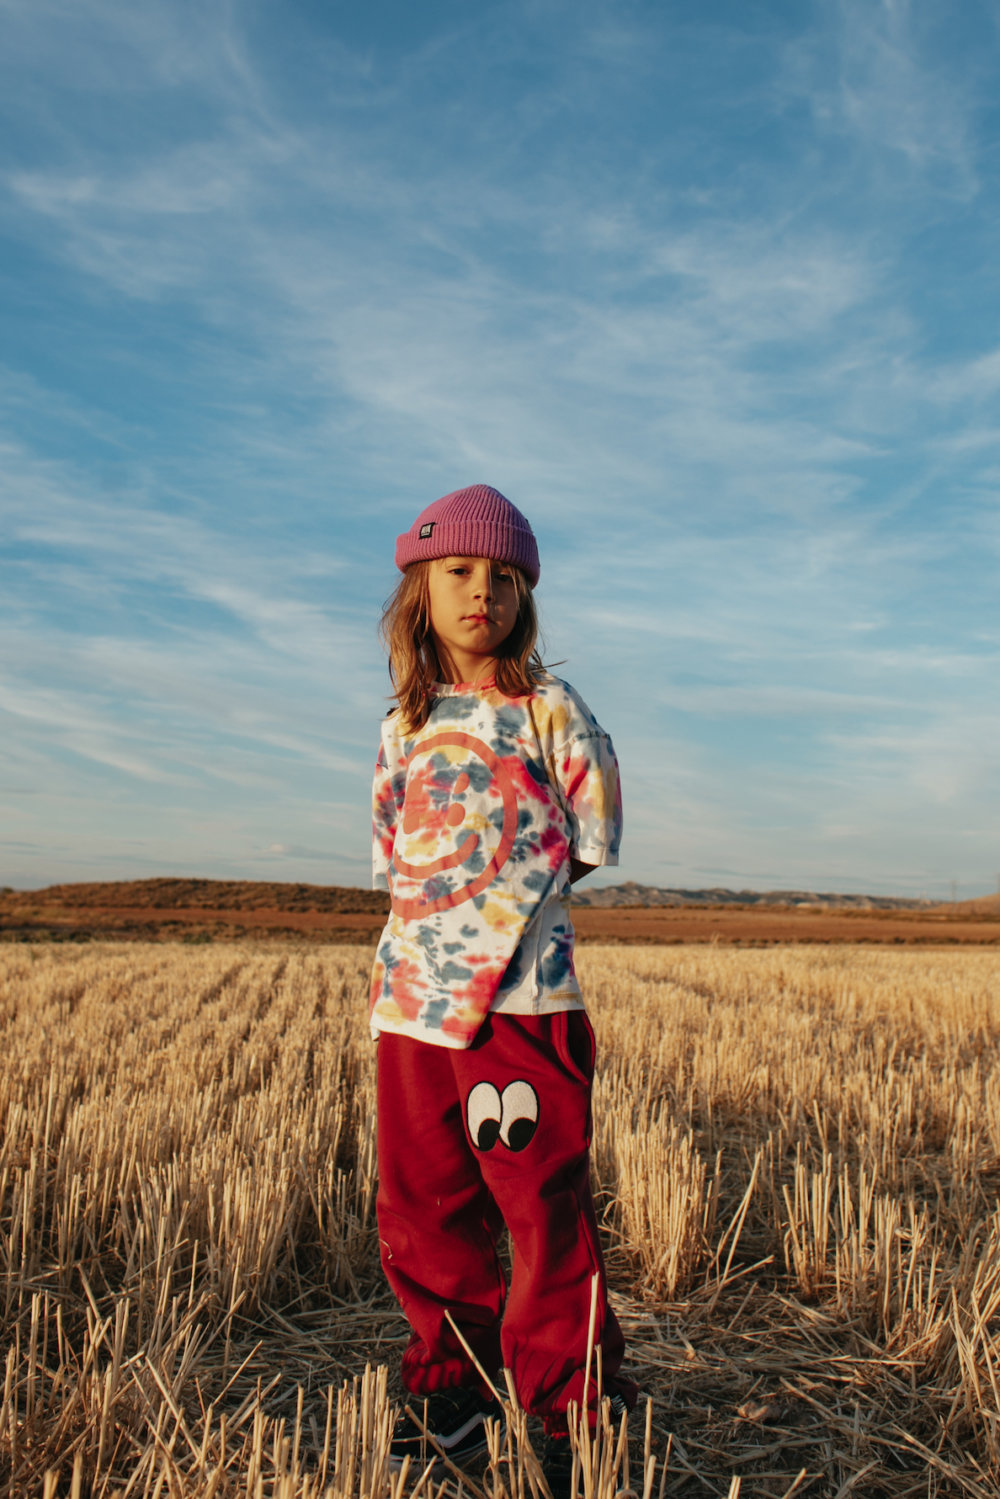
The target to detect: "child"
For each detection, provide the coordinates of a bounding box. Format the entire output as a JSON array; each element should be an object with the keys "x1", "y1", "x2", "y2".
[{"x1": 369, "y1": 484, "x2": 636, "y2": 1488}]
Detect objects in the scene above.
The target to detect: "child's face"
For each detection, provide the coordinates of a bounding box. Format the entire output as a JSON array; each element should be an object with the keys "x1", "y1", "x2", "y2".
[{"x1": 426, "y1": 556, "x2": 519, "y2": 684}]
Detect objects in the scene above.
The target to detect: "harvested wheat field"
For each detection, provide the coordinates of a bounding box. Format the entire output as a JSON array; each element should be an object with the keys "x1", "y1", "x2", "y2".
[{"x1": 2, "y1": 944, "x2": 999, "y2": 1497}]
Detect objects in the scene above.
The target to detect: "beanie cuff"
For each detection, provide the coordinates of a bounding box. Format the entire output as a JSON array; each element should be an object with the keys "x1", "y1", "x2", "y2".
[{"x1": 395, "y1": 485, "x2": 540, "y2": 586}]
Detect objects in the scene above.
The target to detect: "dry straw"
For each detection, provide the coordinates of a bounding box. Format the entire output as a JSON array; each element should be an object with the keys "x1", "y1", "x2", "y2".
[{"x1": 0, "y1": 941, "x2": 998, "y2": 1494}]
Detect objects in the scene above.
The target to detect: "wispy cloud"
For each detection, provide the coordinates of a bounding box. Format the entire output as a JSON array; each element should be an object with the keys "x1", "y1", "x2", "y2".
[
  {"x1": 1, "y1": 0, "x2": 997, "y2": 894},
  {"x1": 781, "y1": 0, "x2": 980, "y2": 196}
]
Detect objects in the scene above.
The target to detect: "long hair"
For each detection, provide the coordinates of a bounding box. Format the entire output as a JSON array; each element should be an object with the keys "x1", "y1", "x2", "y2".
[{"x1": 380, "y1": 560, "x2": 544, "y2": 732}]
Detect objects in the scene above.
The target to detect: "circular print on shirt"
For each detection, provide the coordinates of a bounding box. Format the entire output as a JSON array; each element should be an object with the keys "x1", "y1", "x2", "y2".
[{"x1": 390, "y1": 731, "x2": 519, "y2": 920}]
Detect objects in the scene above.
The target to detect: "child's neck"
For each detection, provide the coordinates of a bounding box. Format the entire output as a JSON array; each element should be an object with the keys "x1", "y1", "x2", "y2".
[{"x1": 436, "y1": 653, "x2": 497, "y2": 686}]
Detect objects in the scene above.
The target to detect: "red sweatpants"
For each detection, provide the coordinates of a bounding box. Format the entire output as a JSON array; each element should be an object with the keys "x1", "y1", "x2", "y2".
[{"x1": 376, "y1": 1011, "x2": 632, "y2": 1429}]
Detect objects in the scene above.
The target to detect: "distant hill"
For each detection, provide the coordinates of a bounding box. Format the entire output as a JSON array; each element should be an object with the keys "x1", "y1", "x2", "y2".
[
  {"x1": 0, "y1": 878, "x2": 390, "y2": 914},
  {"x1": 571, "y1": 881, "x2": 937, "y2": 911},
  {"x1": 944, "y1": 893, "x2": 1000, "y2": 916},
  {"x1": 2, "y1": 879, "x2": 996, "y2": 946},
  {"x1": 0, "y1": 877, "x2": 943, "y2": 913}
]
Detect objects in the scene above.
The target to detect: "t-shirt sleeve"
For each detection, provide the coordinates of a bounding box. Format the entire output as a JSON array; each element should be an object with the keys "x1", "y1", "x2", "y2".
[
  {"x1": 555, "y1": 729, "x2": 622, "y2": 867},
  {"x1": 371, "y1": 738, "x2": 397, "y2": 891}
]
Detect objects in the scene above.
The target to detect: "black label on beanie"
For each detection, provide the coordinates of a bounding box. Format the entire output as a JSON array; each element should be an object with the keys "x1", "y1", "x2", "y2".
[{"x1": 419, "y1": 522, "x2": 435, "y2": 538}]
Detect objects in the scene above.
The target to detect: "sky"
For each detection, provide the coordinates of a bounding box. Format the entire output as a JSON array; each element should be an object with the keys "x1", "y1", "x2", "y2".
[{"x1": 2, "y1": 0, "x2": 999, "y2": 900}]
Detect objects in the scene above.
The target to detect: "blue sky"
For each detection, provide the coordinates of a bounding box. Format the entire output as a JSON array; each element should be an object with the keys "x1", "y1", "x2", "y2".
[{"x1": 3, "y1": 0, "x2": 999, "y2": 898}]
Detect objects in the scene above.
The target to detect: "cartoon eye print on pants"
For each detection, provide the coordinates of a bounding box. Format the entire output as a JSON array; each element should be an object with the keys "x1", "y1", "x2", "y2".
[{"x1": 466, "y1": 1080, "x2": 539, "y2": 1153}]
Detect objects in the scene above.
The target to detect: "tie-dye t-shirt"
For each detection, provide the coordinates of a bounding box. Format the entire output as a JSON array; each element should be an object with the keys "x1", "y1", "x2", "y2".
[{"x1": 369, "y1": 673, "x2": 621, "y2": 1050}]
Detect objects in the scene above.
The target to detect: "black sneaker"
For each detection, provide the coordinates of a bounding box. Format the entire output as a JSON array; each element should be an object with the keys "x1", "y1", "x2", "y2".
[
  {"x1": 542, "y1": 1390, "x2": 633, "y2": 1499},
  {"x1": 541, "y1": 1432, "x2": 577, "y2": 1499},
  {"x1": 389, "y1": 1386, "x2": 502, "y2": 1472},
  {"x1": 607, "y1": 1387, "x2": 633, "y2": 1421}
]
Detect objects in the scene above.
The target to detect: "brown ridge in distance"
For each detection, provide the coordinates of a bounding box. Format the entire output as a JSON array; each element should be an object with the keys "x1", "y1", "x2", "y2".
[{"x1": 1, "y1": 879, "x2": 998, "y2": 945}]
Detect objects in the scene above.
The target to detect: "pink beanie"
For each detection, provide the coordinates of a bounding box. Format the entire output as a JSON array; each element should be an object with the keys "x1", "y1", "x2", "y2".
[{"x1": 395, "y1": 484, "x2": 540, "y2": 588}]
